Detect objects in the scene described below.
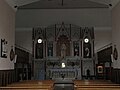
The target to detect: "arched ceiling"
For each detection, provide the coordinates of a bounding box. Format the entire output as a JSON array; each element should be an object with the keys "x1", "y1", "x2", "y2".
[{"x1": 5, "y1": 0, "x2": 120, "y2": 11}]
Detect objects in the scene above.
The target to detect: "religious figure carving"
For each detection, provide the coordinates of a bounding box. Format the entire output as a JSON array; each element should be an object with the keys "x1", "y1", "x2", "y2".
[
  {"x1": 113, "y1": 45, "x2": 118, "y2": 60},
  {"x1": 61, "y1": 43, "x2": 66, "y2": 58},
  {"x1": 85, "y1": 47, "x2": 90, "y2": 57}
]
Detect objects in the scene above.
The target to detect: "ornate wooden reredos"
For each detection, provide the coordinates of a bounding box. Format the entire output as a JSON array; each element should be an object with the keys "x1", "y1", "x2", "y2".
[{"x1": 32, "y1": 22, "x2": 94, "y2": 59}]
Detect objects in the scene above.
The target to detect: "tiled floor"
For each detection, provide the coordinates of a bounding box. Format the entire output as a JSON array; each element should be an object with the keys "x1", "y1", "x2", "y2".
[{"x1": 54, "y1": 83, "x2": 74, "y2": 90}]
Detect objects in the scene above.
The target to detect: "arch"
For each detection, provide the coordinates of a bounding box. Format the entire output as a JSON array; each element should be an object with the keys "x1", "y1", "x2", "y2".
[{"x1": 56, "y1": 35, "x2": 70, "y2": 57}]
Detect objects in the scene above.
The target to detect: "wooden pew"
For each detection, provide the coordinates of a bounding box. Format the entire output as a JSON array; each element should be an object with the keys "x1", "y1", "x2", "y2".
[
  {"x1": 0, "y1": 87, "x2": 50, "y2": 90},
  {"x1": 13, "y1": 80, "x2": 55, "y2": 86},
  {"x1": 8, "y1": 84, "x2": 53, "y2": 87},
  {"x1": 0, "y1": 86, "x2": 53, "y2": 90},
  {"x1": 75, "y1": 87, "x2": 120, "y2": 90},
  {"x1": 8, "y1": 82, "x2": 54, "y2": 87},
  {"x1": 74, "y1": 80, "x2": 120, "y2": 90},
  {"x1": 9, "y1": 80, "x2": 54, "y2": 85},
  {"x1": 0, "y1": 80, "x2": 54, "y2": 90},
  {"x1": 73, "y1": 80, "x2": 114, "y2": 84},
  {"x1": 73, "y1": 80, "x2": 120, "y2": 85},
  {"x1": 18, "y1": 80, "x2": 54, "y2": 84},
  {"x1": 75, "y1": 85, "x2": 120, "y2": 90}
]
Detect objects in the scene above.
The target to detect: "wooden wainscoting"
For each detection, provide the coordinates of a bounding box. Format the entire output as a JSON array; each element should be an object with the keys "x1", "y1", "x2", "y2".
[
  {"x1": 111, "y1": 68, "x2": 120, "y2": 84},
  {"x1": 0, "y1": 70, "x2": 15, "y2": 86}
]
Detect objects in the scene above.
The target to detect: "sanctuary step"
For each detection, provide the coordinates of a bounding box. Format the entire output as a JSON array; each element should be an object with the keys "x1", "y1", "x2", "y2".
[
  {"x1": 54, "y1": 83, "x2": 73, "y2": 90},
  {"x1": 54, "y1": 79, "x2": 74, "y2": 90}
]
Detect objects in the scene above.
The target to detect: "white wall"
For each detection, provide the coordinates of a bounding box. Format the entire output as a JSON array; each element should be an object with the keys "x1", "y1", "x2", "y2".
[
  {"x1": 0, "y1": 1, "x2": 15, "y2": 70},
  {"x1": 112, "y1": 2, "x2": 120, "y2": 68},
  {"x1": 94, "y1": 29, "x2": 112, "y2": 52}
]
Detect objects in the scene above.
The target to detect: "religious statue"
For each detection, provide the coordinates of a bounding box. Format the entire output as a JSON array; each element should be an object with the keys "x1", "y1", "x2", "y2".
[
  {"x1": 61, "y1": 43, "x2": 66, "y2": 58},
  {"x1": 36, "y1": 43, "x2": 43, "y2": 59},
  {"x1": 113, "y1": 45, "x2": 118, "y2": 60},
  {"x1": 85, "y1": 47, "x2": 90, "y2": 57}
]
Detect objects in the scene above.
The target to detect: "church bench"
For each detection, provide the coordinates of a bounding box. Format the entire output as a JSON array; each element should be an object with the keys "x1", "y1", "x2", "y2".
[
  {"x1": 74, "y1": 83, "x2": 120, "y2": 89},
  {"x1": 8, "y1": 81, "x2": 54, "y2": 88},
  {"x1": 7, "y1": 85, "x2": 52, "y2": 87},
  {"x1": 7, "y1": 84, "x2": 53, "y2": 89},
  {"x1": 0, "y1": 85, "x2": 53, "y2": 90},
  {"x1": 0, "y1": 87, "x2": 50, "y2": 90},
  {"x1": 73, "y1": 80, "x2": 119, "y2": 85},
  {"x1": 9, "y1": 80, "x2": 54, "y2": 85},
  {"x1": 74, "y1": 84, "x2": 120, "y2": 86},
  {"x1": 74, "y1": 86, "x2": 120, "y2": 88},
  {"x1": 73, "y1": 80, "x2": 114, "y2": 83},
  {"x1": 15, "y1": 80, "x2": 55, "y2": 85},
  {"x1": 8, "y1": 84, "x2": 53, "y2": 87},
  {"x1": 74, "y1": 86, "x2": 120, "y2": 90},
  {"x1": 75, "y1": 87, "x2": 120, "y2": 90},
  {"x1": 3, "y1": 80, "x2": 55, "y2": 90},
  {"x1": 18, "y1": 80, "x2": 55, "y2": 83},
  {"x1": 74, "y1": 80, "x2": 120, "y2": 90}
]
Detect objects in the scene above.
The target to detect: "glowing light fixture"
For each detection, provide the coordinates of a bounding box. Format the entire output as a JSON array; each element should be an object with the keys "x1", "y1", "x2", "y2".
[
  {"x1": 84, "y1": 38, "x2": 89, "y2": 43},
  {"x1": 62, "y1": 63, "x2": 65, "y2": 68},
  {"x1": 38, "y1": 38, "x2": 42, "y2": 43}
]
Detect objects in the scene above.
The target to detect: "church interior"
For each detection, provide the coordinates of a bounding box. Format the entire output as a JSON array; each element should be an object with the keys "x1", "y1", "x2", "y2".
[{"x1": 0, "y1": 0, "x2": 120, "y2": 90}]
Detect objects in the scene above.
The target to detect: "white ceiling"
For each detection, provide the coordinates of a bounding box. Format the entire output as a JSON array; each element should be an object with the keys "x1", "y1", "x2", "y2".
[{"x1": 5, "y1": 0, "x2": 120, "y2": 11}]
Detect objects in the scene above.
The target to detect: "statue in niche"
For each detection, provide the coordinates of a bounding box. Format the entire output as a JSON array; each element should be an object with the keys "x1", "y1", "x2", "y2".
[
  {"x1": 36, "y1": 43, "x2": 43, "y2": 59},
  {"x1": 113, "y1": 45, "x2": 118, "y2": 60},
  {"x1": 85, "y1": 47, "x2": 90, "y2": 57},
  {"x1": 48, "y1": 49, "x2": 51, "y2": 56},
  {"x1": 84, "y1": 43, "x2": 91, "y2": 58},
  {"x1": 47, "y1": 42, "x2": 53, "y2": 57},
  {"x1": 61, "y1": 43, "x2": 66, "y2": 59}
]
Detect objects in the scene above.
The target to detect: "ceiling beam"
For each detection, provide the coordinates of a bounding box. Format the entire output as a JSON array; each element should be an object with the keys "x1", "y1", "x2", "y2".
[
  {"x1": 15, "y1": 0, "x2": 40, "y2": 6},
  {"x1": 5, "y1": 0, "x2": 120, "y2": 11},
  {"x1": 5, "y1": 0, "x2": 17, "y2": 11},
  {"x1": 89, "y1": 0, "x2": 120, "y2": 9},
  {"x1": 5, "y1": 0, "x2": 40, "y2": 11},
  {"x1": 89, "y1": 0, "x2": 109, "y2": 5}
]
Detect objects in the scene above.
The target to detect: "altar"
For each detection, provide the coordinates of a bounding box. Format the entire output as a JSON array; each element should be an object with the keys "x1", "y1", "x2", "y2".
[
  {"x1": 32, "y1": 22, "x2": 95, "y2": 80},
  {"x1": 46, "y1": 56, "x2": 81, "y2": 80}
]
